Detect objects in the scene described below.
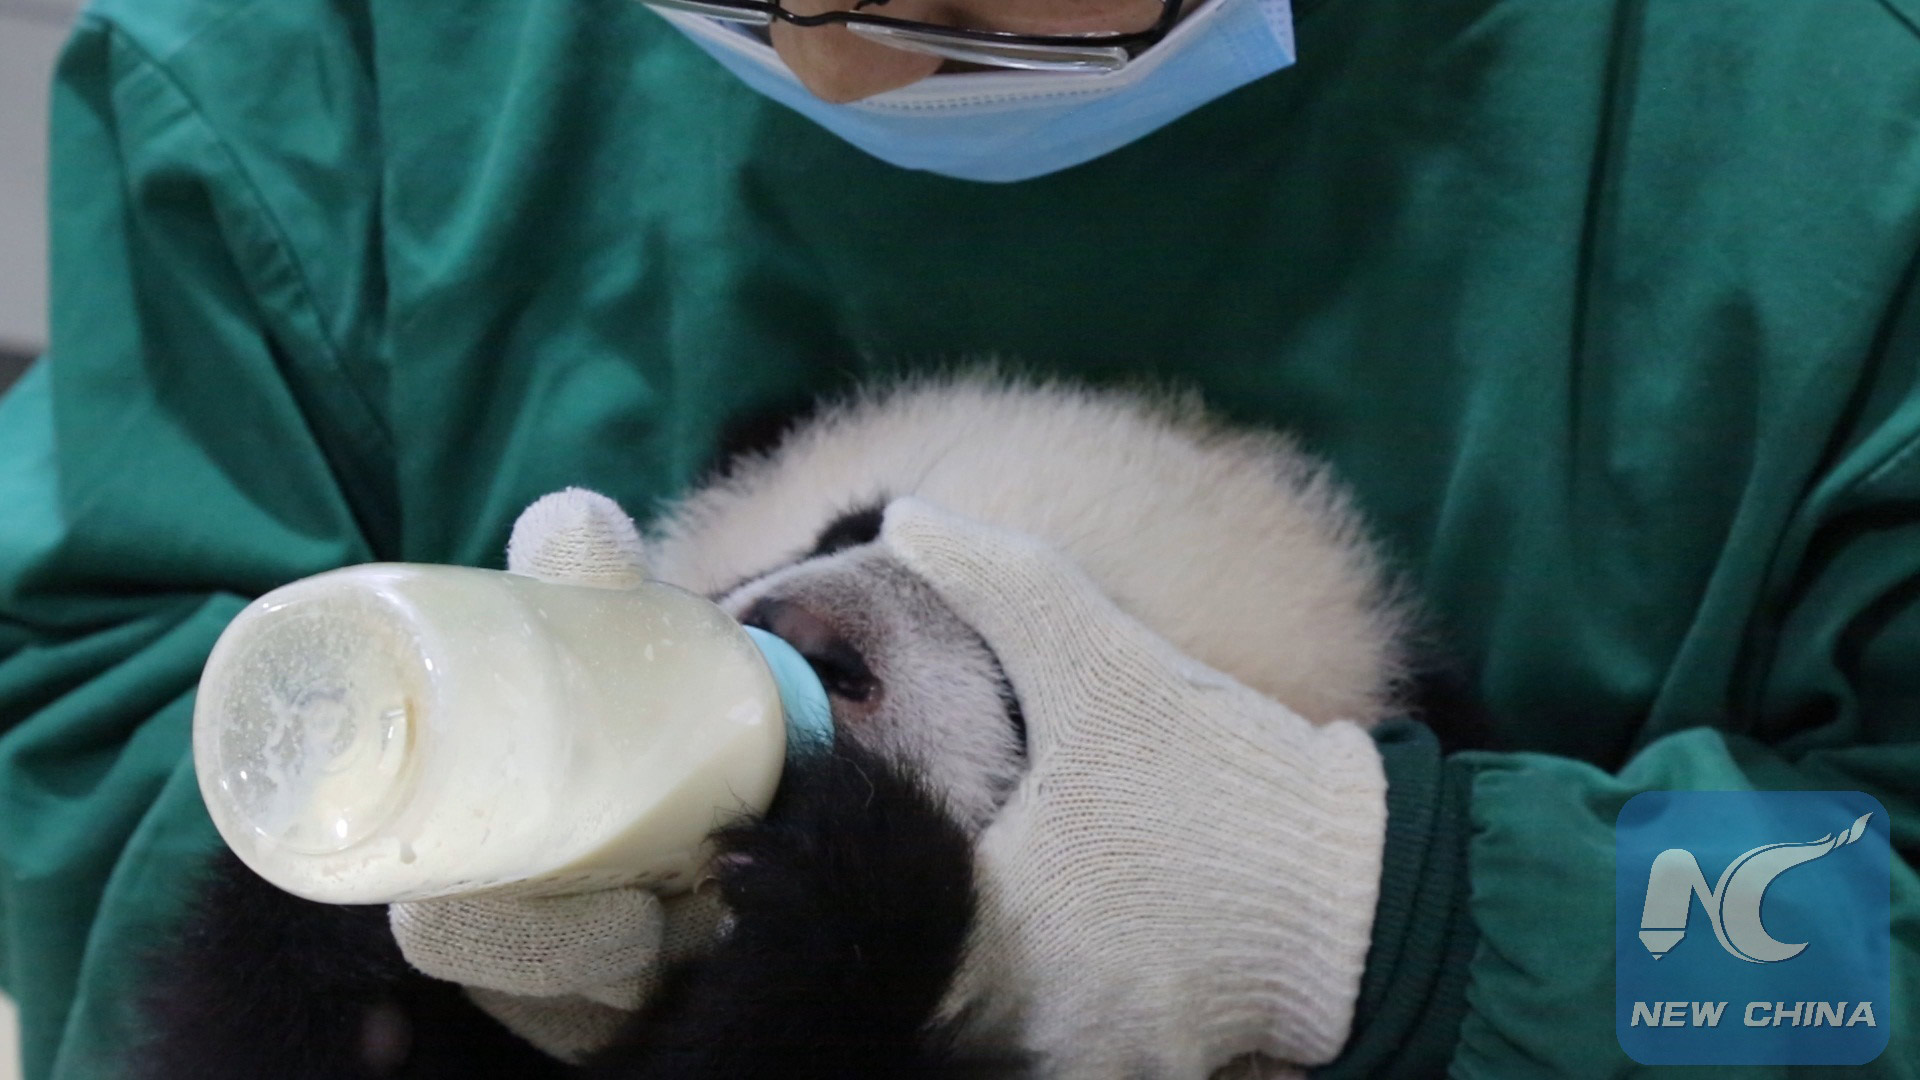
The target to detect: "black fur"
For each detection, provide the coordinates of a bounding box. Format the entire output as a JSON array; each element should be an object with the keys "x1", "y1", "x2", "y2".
[
  {"x1": 808, "y1": 500, "x2": 889, "y2": 559},
  {"x1": 138, "y1": 745, "x2": 1014, "y2": 1079},
  {"x1": 135, "y1": 848, "x2": 572, "y2": 1080},
  {"x1": 702, "y1": 395, "x2": 830, "y2": 485},
  {"x1": 589, "y1": 742, "x2": 1024, "y2": 1079},
  {"x1": 1408, "y1": 663, "x2": 1496, "y2": 755}
]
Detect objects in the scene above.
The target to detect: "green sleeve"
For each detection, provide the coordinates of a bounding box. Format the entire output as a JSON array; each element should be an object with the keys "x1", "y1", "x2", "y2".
[
  {"x1": 1451, "y1": 732, "x2": 1919, "y2": 1079},
  {"x1": 1445, "y1": 293, "x2": 1920, "y2": 1076},
  {"x1": 1327, "y1": 320, "x2": 1920, "y2": 1075},
  {"x1": 0, "y1": 18, "x2": 384, "y2": 1080}
]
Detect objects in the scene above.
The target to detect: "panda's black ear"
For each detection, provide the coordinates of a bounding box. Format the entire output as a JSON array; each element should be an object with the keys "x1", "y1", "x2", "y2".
[
  {"x1": 135, "y1": 848, "x2": 576, "y2": 1080},
  {"x1": 588, "y1": 743, "x2": 1030, "y2": 1080},
  {"x1": 700, "y1": 393, "x2": 827, "y2": 483}
]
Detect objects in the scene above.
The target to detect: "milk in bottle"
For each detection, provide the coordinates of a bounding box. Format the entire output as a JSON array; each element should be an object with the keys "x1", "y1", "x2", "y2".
[{"x1": 192, "y1": 564, "x2": 831, "y2": 904}]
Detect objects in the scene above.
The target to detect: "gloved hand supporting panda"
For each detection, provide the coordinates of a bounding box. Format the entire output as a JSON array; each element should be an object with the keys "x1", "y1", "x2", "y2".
[
  {"x1": 387, "y1": 488, "x2": 725, "y2": 1062},
  {"x1": 879, "y1": 497, "x2": 1390, "y2": 1078}
]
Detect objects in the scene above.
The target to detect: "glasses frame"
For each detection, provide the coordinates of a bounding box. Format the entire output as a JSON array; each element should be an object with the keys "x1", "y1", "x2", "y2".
[{"x1": 642, "y1": 0, "x2": 1184, "y2": 72}]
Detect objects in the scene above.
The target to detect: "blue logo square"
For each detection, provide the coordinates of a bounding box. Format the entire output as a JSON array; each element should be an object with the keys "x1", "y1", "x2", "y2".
[{"x1": 1615, "y1": 791, "x2": 1890, "y2": 1065}]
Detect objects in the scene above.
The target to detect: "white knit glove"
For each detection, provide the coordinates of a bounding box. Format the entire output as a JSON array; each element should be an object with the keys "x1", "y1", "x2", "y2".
[
  {"x1": 879, "y1": 498, "x2": 1390, "y2": 1078},
  {"x1": 387, "y1": 488, "x2": 725, "y2": 1062}
]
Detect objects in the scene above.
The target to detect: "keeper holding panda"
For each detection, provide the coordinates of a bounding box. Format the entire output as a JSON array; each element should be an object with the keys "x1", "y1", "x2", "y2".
[{"x1": 0, "y1": 0, "x2": 1914, "y2": 1077}]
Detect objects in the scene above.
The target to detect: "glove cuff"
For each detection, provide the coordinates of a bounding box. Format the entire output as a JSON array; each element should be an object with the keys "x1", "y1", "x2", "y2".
[
  {"x1": 1314, "y1": 720, "x2": 1477, "y2": 1078},
  {"x1": 1194, "y1": 717, "x2": 1388, "y2": 1067}
]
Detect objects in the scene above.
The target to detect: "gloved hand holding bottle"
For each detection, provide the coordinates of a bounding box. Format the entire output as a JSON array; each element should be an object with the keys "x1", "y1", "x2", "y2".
[{"x1": 193, "y1": 488, "x2": 830, "y2": 1060}]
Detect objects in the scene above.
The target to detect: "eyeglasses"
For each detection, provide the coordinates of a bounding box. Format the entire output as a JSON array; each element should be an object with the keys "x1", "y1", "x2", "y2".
[{"x1": 639, "y1": 0, "x2": 1183, "y2": 73}]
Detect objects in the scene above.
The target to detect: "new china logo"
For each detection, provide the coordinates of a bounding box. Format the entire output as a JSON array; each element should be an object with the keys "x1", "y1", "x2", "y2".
[
  {"x1": 1616, "y1": 791, "x2": 1890, "y2": 1065},
  {"x1": 1637, "y1": 811, "x2": 1873, "y2": 964}
]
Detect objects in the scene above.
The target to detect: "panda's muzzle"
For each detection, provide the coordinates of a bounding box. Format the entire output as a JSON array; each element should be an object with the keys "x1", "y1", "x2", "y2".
[{"x1": 741, "y1": 596, "x2": 881, "y2": 705}]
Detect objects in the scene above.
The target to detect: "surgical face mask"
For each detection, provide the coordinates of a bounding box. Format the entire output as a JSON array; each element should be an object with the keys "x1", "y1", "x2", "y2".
[{"x1": 650, "y1": 0, "x2": 1295, "y2": 183}]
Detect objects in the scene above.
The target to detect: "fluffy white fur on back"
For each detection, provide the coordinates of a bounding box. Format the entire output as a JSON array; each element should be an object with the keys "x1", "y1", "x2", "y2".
[{"x1": 648, "y1": 374, "x2": 1405, "y2": 727}]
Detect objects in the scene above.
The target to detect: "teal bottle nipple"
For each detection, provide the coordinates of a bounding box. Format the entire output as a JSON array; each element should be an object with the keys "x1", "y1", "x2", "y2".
[{"x1": 742, "y1": 626, "x2": 835, "y2": 755}]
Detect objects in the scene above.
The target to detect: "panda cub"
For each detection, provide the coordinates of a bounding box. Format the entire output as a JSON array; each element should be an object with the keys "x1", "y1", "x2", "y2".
[{"x1": 140, "y1": 375, "x2": 1407, "y2": 1080}]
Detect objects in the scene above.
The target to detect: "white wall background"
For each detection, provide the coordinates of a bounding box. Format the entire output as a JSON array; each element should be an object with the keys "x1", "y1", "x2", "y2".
[
  {"x1": 1, "y1": 4, "x2": 80, "y2": 1073},
  {"x1": 0, "y1": 994, "x2": 16, "y2": 1080},
  {"x1": 1, "y1": 0, "x2": 78, "y2": 357}
]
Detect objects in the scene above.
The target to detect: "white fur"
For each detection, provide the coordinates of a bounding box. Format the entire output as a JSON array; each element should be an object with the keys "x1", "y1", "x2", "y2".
[{"x1": 647, "y1": 373, "x2": 1406, "y2": 728}]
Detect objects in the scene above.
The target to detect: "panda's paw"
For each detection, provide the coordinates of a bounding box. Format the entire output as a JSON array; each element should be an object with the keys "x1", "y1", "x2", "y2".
[
  {"x1": 590, "y1": 742, "x2": 1025, "y2": 1079},
  {"x1": 709, "y1": 741, "x2": 978, "y2": 981}
]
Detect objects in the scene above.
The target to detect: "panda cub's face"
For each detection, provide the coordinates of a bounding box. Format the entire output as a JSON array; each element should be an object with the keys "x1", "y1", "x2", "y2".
[
  {"x1": 713, "y1": 503, "x2": 1027, "y2": 835},
  {"x1": 646, "y1": 378, "x2": 1406, "y2": 846}
]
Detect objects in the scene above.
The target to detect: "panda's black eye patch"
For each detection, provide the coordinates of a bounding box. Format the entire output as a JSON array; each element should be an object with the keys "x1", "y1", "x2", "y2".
[{"x1": 808, "y1": 499, "x2": 888, "y2": 558}]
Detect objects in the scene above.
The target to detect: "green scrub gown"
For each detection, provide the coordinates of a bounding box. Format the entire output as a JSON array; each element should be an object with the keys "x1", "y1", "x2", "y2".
[{"x1": 1, "y1": 0, "x2": 1916, "y2": 1075}]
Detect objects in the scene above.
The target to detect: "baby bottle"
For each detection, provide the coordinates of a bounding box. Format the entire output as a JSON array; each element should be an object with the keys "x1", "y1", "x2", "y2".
[{"x1": 192, "y1": 564, "x2": 832, "y2": 905}]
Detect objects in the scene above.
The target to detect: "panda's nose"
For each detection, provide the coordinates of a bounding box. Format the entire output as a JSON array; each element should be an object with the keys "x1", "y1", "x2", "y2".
[{"x1": 741, "y1": 597, "x2": 879, "y2": 704}]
